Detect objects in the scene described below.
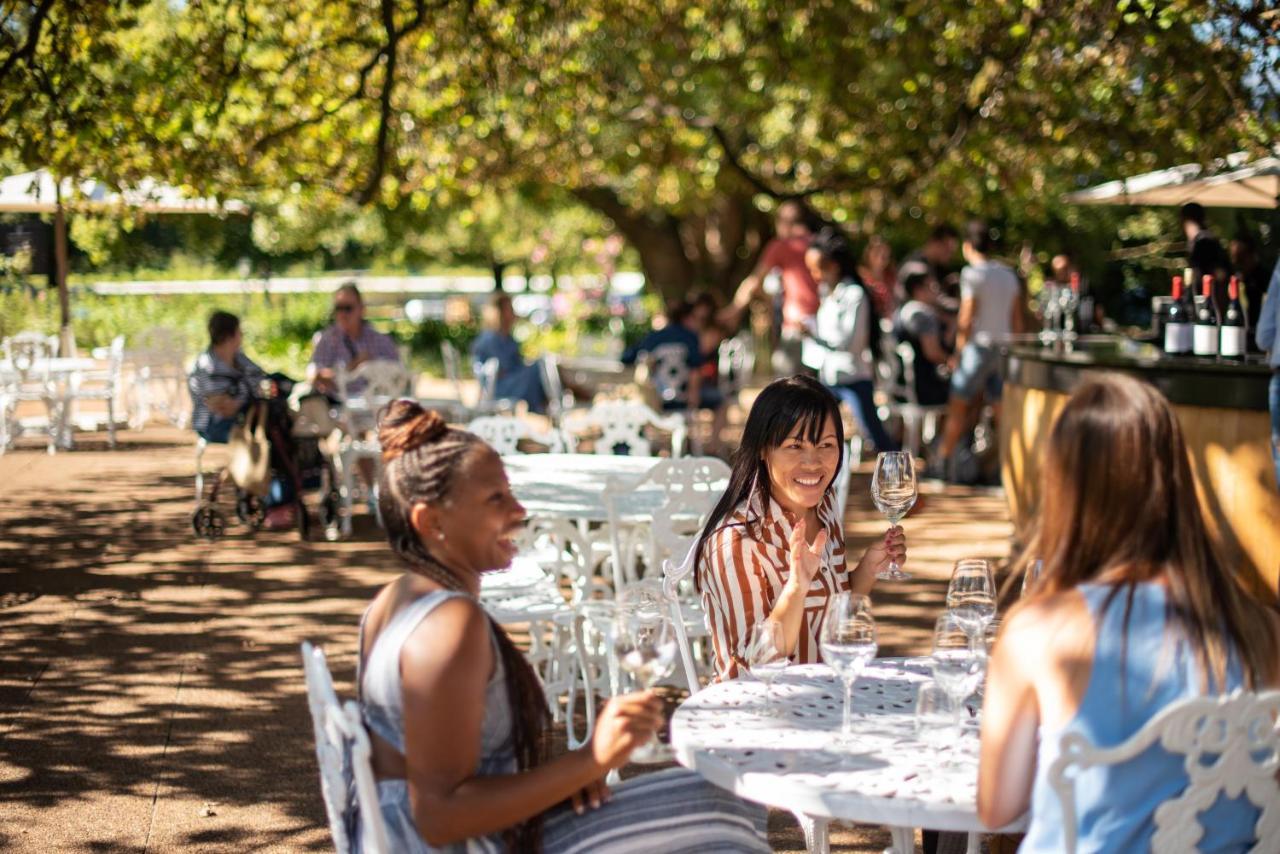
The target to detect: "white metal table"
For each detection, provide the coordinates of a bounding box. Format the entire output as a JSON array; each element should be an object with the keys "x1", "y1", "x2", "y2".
[
  {"x1": 670, "y1": 659, "x2": 1028, "y2": 853},
  {"x1": 501, "y1": 453, "x2": 667, "y2": 523}
]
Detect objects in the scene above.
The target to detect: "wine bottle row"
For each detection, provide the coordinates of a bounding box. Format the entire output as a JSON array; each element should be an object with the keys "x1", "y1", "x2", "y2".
[{"x1": 1163, "y1": 267, "x2": 1246, "y2": 361}]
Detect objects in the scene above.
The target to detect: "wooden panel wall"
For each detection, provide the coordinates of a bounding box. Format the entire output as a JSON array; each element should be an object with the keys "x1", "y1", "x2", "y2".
[{"x1": 999, "y1": 383, "x2": 1279, "y2": 599}]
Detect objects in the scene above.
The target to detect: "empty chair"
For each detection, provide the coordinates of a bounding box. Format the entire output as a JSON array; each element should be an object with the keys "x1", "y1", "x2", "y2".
[
  {"x1": 466, "y1": 415, "x2": 568, "y2": 455},
  {"x1": 2, "y1": 331, "x2": 61, "y2": 453},
  {"x1": 127, "y1": 326, "x2": 190, "y2": 429},
  {"x1": 300, "y1": 641, "x2": 390, "y2": 854},
  {"x1": 60, "y1": 335, "x2": 126, "y2": 448},
  {"x1": 561, "y1": 399, "x2": 687, "y2": 457}
]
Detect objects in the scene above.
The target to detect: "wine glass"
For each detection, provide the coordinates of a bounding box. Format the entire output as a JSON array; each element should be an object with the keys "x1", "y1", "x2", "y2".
[
  {"x1": 819, "y1": 592, "x2": 878, "y2": 749},
  {"x1": 930, "y1": 612, "x2": 986, "y2": 737},
  {"x1": 946, "y1": 559, "x2": 996, "y2": 651},
  {"x1": 612, "y1": 609, "x2": 678, "y2": 762},
  {"x1": 746, "y1": 621, "x2": 788, "y2": 717},
  {"x1": 870, "y1": 452, "x2": 917, "y2": 581}
]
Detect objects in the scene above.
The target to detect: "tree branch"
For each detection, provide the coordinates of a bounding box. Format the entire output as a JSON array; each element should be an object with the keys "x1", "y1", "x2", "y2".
[{"x1": 0, "y1": 0, "x2": 55, "y2": 86}]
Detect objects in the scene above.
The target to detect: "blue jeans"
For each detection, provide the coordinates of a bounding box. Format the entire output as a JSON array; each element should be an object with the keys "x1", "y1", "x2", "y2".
[
  {"x1": 1270, "y1": 373, "x2": 1280, "y2": 491},
  {"x1": 829, "y1": 380, "x2": 899, "y2": 453}
]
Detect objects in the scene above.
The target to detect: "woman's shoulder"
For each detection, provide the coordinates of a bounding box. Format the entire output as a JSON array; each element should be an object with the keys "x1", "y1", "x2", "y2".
[{"x1": 1001, "y1": 589, "x2": 1093, "y2": 652}]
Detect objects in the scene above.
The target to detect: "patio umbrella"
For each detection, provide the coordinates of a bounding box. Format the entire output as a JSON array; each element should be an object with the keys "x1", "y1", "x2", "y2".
[
  {"x1": 0, "y1": 169, "x2": 247, "y2": 347},
  {"x1": 1062, "y1": 150, "x2": 1280, "y2": 209}
]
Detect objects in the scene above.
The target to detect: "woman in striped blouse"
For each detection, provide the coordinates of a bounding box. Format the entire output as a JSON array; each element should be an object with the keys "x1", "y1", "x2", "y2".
[{"x1": 694, "y1": 375, "x2": 907, "y2": 680}]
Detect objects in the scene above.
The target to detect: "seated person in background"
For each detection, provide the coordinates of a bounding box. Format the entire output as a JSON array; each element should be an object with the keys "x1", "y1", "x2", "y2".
[
  {"x1": 978, "y1": 374, "x2": 1280, "y2": 850},
  {"x1": 355, "y1": 400, "x2": 770, "y2": 852},
  {"x1": 622, "y1": 298, "x2": 724, "y2": 415},
  {"x1": 188, "y1": 311, "x2": 295, "y2": 529},
  {"x1": 189, "y1": 311, "x2": 266, "y2": 444},
  {"x1": 694, "y1": 376, "x2": 905, "y2": 680},
  {"x1": 471, "y1": 293, "x2": 550, "y2": 413},
  {"x1": 893, "y1": 262, "x2": 952, "y2": 407},
  {"x1": 801, "y1": 227, "x2": 899, "y2": 453},
  {"x1": 308, "y1": 282, "x2": 401, "y2": 400}
]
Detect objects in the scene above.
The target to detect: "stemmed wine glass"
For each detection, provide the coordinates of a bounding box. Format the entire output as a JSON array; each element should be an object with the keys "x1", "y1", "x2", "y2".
[
  {"x1": 930, "y1": 612, "x2": 986, "y2": 738},
  {"x1": 819, "y1": 592, "x2": 878, "y2": 750},
  {"x1": 871, "y1": 452, "x2": 917, "y2": 581},
  {"x1": 746, "y1": 621, "x2": 788, "y2": 718},
  {"x1": 612, "y1": 608, "x2": 679, "y2": 762},
  {"x1": 946, "y1": 559, "x2": 996, "y2": 652}
]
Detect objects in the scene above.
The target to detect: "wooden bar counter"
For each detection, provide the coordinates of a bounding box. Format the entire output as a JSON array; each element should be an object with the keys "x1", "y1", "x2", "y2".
[{"x1": 999, "y1": 340, "x2": 1278, "y2": 597}]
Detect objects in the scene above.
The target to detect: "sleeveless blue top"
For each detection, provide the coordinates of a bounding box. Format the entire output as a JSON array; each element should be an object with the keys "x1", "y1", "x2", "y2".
[
  {"x1": 1021, "y1": 582, "x2": 1258, "y2": 853},
  {"x1": 357, "y1": 589, "x2": 515, "y2": 853}
]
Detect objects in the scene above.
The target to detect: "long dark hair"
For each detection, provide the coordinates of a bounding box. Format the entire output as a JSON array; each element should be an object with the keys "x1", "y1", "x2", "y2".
[
  {"x1": 1023, "y1": 374, "x2": 1278, "y2": 691},
  {"x1": 809, "y1": 226, "x2": 884, "y2": 363},
  {"x1": 377, "y1": 400, "x2": 550, "y2": 851},
  {"x1": 693, "y1": 375, "x2": 844, "y2": 590}
]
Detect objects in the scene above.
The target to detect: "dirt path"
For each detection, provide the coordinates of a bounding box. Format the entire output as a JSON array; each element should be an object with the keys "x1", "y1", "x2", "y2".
[{"x1": 0, "y1": 428, "x2": 1012, "y2": 852}]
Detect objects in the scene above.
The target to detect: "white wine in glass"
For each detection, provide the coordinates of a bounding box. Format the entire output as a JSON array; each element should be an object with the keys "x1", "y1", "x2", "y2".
[{"x1": 871, "y1": 452, "x2": 917, "y2": 581}]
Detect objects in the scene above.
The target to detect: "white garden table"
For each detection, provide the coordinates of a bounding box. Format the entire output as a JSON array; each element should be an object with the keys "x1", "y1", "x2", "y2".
[
  {"x1": 670, "y1": 658, "x2": 1028, "y2": 854},
  {"x1": 501, "y1": 453, "x2": 667, "y2": 523}
]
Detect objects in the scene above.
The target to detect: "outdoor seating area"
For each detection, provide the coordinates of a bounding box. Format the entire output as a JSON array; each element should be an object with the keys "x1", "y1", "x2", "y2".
[{"x1": 5, "y1": 5, "x2": 1280, "y2": 853}]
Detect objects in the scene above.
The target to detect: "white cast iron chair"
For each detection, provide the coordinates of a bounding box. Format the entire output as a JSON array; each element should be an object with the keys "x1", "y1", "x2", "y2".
[
  {"x1": 466, "y1": 415, "x2": 568, "y2": 455},
  {"x1": 1049, "y1": 689, "x2": 1280, "y2": 854},
  {"x1": 300, "y1": 642, "x2": 390, "y2": 854},
  {"x1": 561, "y1": 399, "x2": 687, "y2": 458},
  {"x1": 333, "y1": 359, "x2": 415, "y2": 536},
  {"x1": 717, "y1": 331, "x2": 756, "y2": 402},
  {"x1": 60, "y1": 335, "x2": 126, "y2": 448},
  {"x1": 2, "y1": 331, "x2": 61, "y2": 454},
  {"x1": 888, "y1": 342, "x2": 946, "y2": 459},
  {"x1": 539, "y1": 352, "x2": 580, "y2": 427},
  {"x1": 128, "y1": 326, "x2": 190, "y2": 429}
]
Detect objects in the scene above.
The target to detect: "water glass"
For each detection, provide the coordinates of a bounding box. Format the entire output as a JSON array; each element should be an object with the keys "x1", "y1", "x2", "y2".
[
  {"x1": 871, "y1": 452, "x2": 917, "y2": 581},
  {"x1": 746, "y1": 620, "x2": 788, "y2": 717},
  {"x1": 946, "y1": 559, "x2": 996, "y2": 650},
  {"x1": 819, "y1": 592, "x2": 878, "y2": 748},
  {"x1": 913, "y1": 680, "x2": 954, "y2": 748},
  {"x1": 930, "y1": 612, "x2": 985, "y2": 736}
]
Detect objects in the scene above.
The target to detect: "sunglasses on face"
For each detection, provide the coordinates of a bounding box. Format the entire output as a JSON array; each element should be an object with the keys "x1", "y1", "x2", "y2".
[{"x1": 333, "y1": 304, "x2": 358, "y2": 313}]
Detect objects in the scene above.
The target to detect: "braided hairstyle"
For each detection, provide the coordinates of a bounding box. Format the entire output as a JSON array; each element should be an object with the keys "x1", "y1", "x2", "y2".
[{"x1": 377, "y1": 399, "x2": 550, "y2": 852}]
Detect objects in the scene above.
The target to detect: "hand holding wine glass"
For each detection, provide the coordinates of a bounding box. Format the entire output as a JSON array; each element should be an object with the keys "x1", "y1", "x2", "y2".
[
  {"x1": 612, "y1": 609, "x2": 679, "y2": 762},
  {"x1": 820, "y1": 592, "x2": 878, "y2": 750},
  {"x1": 871, "y1": 452, "x2": 917, "y2": 581}
]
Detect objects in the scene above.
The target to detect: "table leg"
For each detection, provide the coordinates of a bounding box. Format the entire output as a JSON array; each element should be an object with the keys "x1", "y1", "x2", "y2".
[
  {"x1": 966, "y1": 831, "x2": 980, "y2": 854},
  {"x1": 884, "y1": 826, "x2": 915, "y2": 853},
  {"x1": 797, "y1": 813, "x2": 829, "y2": 854}
]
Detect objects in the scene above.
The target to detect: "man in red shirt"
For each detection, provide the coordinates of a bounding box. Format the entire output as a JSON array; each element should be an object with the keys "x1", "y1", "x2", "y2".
[{"x1": 719, "y1": 199, "x2": 820, "y2": 374}]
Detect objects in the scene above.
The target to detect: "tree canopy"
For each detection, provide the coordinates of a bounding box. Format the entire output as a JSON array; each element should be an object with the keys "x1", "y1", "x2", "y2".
[{"x1": 3, "y1": 0, "x2": 1277, "y2": 300}]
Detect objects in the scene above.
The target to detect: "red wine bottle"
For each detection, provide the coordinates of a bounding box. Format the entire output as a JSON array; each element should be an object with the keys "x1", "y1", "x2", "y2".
[
  {"x1": 1219, "y1": 276, "x2": 1246, "y2": 360},
  {"x1": 1192, "y1": 275, "x2": 1219, "y2": 357},
  {"x1": 1164, "y1": 275, "x2": 1192, "y2": 355}
]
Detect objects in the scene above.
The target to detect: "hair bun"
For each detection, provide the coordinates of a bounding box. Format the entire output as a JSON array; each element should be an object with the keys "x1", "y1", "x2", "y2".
[{"x1": 378, "y1": 400, "x2": 449, "y2": 460}]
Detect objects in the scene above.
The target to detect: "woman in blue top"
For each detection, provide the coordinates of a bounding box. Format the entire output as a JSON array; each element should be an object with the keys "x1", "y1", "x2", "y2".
[{"x1": 978, "y1": 374, "x2": 1280, "y2": 852}]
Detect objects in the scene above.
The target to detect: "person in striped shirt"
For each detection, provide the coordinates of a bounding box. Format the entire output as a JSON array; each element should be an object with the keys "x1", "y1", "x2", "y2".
[
  {"x1": 307, "y1": 282, "x2": 402, "y2": 399},
  {"x1": 694, "y1": 375, "x2": 907, "y2": 680}
]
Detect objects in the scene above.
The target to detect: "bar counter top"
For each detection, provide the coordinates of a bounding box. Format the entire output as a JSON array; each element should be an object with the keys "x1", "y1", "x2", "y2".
[{"x1": 1004, "y1": 338, "x2": 1271, "y2": 411}]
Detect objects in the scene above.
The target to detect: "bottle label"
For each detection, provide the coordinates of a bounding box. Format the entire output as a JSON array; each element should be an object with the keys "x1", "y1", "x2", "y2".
[
  {"x1": 1165, "y1": 323, "x2": 1192, "y2": 354},
  {"x1": 1219, "y1": 327, "x2": 1245, "y2": 357},
  {"x1": 1193, "y1": 325, "x2": 1219, "y2": 357}
]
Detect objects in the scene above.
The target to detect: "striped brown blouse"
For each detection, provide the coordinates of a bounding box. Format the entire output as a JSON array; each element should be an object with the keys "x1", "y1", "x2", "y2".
[{"x1": 699, "y1": 490, "x2": 847, "y2": 681}]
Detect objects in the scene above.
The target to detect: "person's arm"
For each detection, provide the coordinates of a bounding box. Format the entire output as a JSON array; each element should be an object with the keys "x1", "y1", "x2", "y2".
[
  {"x1": 204, "y1": 393, "x2": 242, "y2": 419},
  {"x1": 1257, "y1": 260, "x2": 1280, "y2": 353},
  {"x1": 719, "y1": 243, "x2": 780, "y2": 329},
  {"x1": 950, "y1": 296, "x2": 975, "y2": 368},
  {"x1": 919, "y1": 331, "x2": 949, "y2": 366},
  {"x1": 977, "y1": 603, "x2": 1044, "y2": 829},
  {"x1": 401, "y1": 598, "x2": 662, "y2": 845}
]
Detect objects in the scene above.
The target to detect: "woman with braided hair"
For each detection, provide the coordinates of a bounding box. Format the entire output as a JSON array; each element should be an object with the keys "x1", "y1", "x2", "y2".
[{"x1": 355, "y1": 399, "x2": 769, "y2": 853}]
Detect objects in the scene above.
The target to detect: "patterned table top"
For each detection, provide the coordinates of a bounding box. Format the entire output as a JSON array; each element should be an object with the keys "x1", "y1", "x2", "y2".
[{"x1": 671, "y1": 658, "x2": 1028, "y2": 834}]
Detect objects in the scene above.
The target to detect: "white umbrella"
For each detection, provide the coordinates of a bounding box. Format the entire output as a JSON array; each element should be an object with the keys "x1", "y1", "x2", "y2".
[
  {"x1": 1062, "y1": 150, "x2": 1280, "y2": 209},
  {"x1": 0, "y1": 170, "x2": 247, "y2": 343}
]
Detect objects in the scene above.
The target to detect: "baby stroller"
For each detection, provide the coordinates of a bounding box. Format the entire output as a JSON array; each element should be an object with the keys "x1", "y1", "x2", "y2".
[{"x1": 191, "y1": 383, "x2": 343, "y2": 541}]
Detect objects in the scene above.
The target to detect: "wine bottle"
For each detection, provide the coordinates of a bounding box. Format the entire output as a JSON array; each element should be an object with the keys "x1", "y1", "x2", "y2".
[
  {"x1": 1164, "y1": 275, "x2": 1192, "y2": 356},
  {"x1": 1219, "y1": 275, "x2": 1246, "y2": 360},
  {"x1": 1192, "y1": 275, "x2": 1219, "y2": 358}
]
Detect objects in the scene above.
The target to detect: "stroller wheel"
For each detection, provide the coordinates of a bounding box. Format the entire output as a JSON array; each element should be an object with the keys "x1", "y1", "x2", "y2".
[
  {"x1": 236, "y1": 495, "x2": 266, "y2": 530},
  {"x1": 192, "y1": 504, "x2": 226, "y2": 540}
]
